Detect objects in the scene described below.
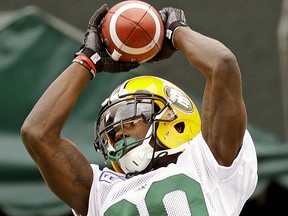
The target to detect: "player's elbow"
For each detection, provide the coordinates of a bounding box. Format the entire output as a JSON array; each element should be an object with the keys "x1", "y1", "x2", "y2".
[
  {"x1": 20, "y1": 119, "x2": 48, "y2": 161},
  {"x1": 213, "y1": 49, "x2": 241, "y2": 83},
  {"x1": 21, "y1": 120, "x2": 38, "y2": 146},
  {"x1": 21, "y1": 121, "x2": 36, "y2": 146}
]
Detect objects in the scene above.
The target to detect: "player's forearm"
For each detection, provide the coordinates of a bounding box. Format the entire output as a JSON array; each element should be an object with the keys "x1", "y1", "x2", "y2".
[
  {"x1": 21, "y1": 63, "x2": 91, "y2": 151},
  {"x1": 174, "y1": 27, "x2": 236, "y2": 78}
]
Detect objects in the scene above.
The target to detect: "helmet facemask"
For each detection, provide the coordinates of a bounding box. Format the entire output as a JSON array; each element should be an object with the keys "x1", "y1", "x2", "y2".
[{"x1": 94, "y1": 92, "x2": 177, "y2": 175}]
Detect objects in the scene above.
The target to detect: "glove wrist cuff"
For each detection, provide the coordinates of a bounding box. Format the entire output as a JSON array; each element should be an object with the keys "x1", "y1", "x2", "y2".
[
  {"x1": 74, "y1": 47, "x2": 104, "y2": 74},
  {"x1": 72, "y1": 55, "x2": 96, "y2": 79},
  {"x1": 166, "y1": 21, "x2": 188, "y2": 50}
]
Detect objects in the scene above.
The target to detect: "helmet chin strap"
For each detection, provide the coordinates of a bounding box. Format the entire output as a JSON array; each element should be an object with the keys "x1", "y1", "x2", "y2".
[
  {"x1": 147, "y1": 142, "x2": 188, "y2": 159},
  {"x1": 118, "y1": 124, "x2": 188, "y2": 174},
  {"x1": 118, "y1": 125, "x2": 154, "y2": 174}
]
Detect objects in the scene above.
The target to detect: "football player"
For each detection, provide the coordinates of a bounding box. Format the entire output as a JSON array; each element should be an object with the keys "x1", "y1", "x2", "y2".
[{"x1": 21, "y1": 3, "x2": 258, "y2": 216}]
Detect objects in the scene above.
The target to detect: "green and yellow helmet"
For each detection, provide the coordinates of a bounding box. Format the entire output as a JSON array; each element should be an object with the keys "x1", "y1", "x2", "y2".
[{"x1": 94, "y1": 76, "x2": 201, "y2": 174}]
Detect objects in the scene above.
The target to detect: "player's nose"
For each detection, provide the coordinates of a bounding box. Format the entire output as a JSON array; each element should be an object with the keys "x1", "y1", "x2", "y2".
[{"x1": 115, "y1": 126, "x2": 130, "y2": 141}]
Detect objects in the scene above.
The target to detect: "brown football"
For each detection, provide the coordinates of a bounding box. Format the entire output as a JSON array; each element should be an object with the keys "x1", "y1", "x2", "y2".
[{"x1": 101, "y1": 0, "x2": 164, "y2": 63}]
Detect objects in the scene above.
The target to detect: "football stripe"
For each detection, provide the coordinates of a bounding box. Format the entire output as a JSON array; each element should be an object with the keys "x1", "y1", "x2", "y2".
[{"x1": 109, "y1": 2, "x2": 162, "y2": 55}]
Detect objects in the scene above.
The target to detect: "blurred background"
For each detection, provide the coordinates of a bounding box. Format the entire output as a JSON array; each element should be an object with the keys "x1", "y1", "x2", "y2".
[{"x1": 0, "y1": 0, "x2": 287, "y2": 215}]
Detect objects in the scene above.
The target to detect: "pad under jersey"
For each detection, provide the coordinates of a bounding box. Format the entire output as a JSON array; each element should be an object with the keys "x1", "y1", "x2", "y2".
[{"x1": 74, "y1": 131, "x2": 257, "y2": 216}]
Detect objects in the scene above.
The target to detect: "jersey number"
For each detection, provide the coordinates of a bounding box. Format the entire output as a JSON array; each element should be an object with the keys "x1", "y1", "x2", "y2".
[{"x1": 104, "y1": 174, "x2": 208, "y2": 216}]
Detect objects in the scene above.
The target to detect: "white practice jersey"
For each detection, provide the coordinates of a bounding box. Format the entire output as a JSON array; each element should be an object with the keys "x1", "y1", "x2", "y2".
[{"x1": 74, "y1": 130, "x2": 257, "y2": 216}]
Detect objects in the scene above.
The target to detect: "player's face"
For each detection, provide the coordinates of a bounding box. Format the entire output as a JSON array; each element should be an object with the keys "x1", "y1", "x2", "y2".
[{"x1": 113, "y1": 119, "x2": 151, "y2": 145}]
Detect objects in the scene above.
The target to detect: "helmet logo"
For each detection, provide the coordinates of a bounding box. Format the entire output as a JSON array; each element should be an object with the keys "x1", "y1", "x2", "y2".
[{"x1": 165, "y1": 87, "x2": 194, "y2": 112}]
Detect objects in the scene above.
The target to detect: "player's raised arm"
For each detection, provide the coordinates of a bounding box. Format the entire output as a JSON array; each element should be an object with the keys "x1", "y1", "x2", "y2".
[
  {"x1": 21, "y1": 63, "x2": 93, "y2": 215},
  {"x1": 160, "y1": 7, "x2": 246, "y2": 166},
  {"x1": 20, "y1": 4, "x2": 139, "y2": 215},
  {"x1": 176, "y1": 27, "x2": 246, "y2": 166}
]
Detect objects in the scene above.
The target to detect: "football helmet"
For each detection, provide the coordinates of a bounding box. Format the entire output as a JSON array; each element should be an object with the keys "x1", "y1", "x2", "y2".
[{"x1": 94, "y1": 76, "x2": 201, "y2": 174}]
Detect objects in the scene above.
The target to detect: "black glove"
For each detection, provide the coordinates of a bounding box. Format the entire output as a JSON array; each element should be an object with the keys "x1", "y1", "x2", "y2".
[
  {"x1": 74, "y1": 4, "x2": 140, "y2": 77},
  {"x1": 148, "y1": 7, "x2": 188, "y2": 63}
]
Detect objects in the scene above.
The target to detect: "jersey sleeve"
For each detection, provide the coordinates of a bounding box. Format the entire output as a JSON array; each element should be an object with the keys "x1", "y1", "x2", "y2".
[
  {"x1": 81, "y1": 165, "x2": 128, "y2": 216},
  {"x1": 177, "y1": 130, "x2": 258, "y2": 209},
  {"x1": 200, "y1": 131, "x2": 257, "y2": 182},
  {"x1": 71, "y1": 164, "x2": 101, "y2": 216},
  {"x1": 199, "y1": 130, "x2": 258, "y2": 199},
  {"x1": 86, "y1": 164, "x2": 102, "y2": 216}
]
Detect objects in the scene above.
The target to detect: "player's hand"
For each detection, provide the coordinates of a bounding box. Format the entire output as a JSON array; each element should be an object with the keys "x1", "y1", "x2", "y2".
[
  {"x1": 74, "y1": 4, "x2": 140, "y2": 76},
  {"x1": 148, "y1": 7, "x2": 188, "y2": 63},
  {"x1": 160, "y1": 7, "x2": 188, "y2": 49}
]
